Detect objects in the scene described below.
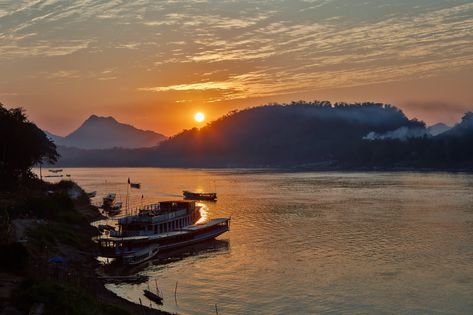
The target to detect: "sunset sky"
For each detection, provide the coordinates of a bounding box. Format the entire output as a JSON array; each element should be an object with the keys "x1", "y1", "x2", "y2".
[{"x1": 0, "y1": 0, "x2": 472, "y2": 136}]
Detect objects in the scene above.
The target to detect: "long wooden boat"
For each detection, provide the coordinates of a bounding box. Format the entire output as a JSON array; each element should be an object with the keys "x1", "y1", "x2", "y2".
[
  {"x1": 95, "y1": 200, "x2": 230, "y2": 265},
  {"x1": 183, "y1": 190, "x2": 217, "y2": 201}
]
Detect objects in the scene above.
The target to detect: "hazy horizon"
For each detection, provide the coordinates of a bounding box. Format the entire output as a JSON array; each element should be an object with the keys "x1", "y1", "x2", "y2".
[{"x1": 1, "y1": 0, "x2": 472, "y2": 135}]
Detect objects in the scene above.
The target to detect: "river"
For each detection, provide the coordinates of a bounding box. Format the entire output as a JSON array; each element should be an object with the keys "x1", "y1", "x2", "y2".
[{"x1": 39, "y1": 168, "x2": 473, "y2": 314}]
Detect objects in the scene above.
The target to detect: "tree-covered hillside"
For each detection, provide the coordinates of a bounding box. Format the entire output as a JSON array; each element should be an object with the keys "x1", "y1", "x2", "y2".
[
  {"x1": 155, "y1": 101, "x2": 424, "y2": 167},
  {"x1": 49, "y1": 102, "x2": 473, "y2": 170}
]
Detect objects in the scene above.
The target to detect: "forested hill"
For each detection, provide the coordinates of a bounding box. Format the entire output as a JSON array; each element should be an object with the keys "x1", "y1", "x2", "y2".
[
  {"x1": 154, "y1": 102, "x2": 425, "y2": 167},
  {"x1": 52, "y1": 102, "x2": 473, "y2": 169}
]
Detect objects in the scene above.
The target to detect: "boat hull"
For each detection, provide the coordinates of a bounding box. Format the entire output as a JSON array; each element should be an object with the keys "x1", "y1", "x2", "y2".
[
  {"x1": 160, "y1": 225, "x2": 229, "y2": 251},
  {"x1": 122, "y1": 245, "x2": 160, "y2": 265},
  {"x1": 97, "y1": 218, "x2": 230, "y2": 263},
  {"x1": 183, "y1": 191, "x2": 217, "y2": 201}
]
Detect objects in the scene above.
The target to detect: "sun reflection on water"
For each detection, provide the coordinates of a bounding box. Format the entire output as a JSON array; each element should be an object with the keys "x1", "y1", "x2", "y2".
[{"x1": 195, "y1": 202, "x2": 209, "y2": 224}]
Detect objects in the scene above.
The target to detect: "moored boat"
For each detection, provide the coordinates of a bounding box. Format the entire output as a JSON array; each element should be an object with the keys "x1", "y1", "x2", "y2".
[
  {"x1": 143, "y1": 288, "x2": 163, "y2": 304},
  {"x1": 106, "y1": 202, "x2": 123, "y2": 216},
  {"x1": 87, "y1": 191, "x2": 97, "y2": 198},
  {"x1": 102, "y1": 193, "x2": 116, "y2": 208},
  {"x1": 183, "y1": 190, "x2": 217, "y2": 201},
  {"x1": 130, "y1": 182, "x2": 141, "y2": 189},
  {"x1": 123, "y1": 244, "x2": 160, "y2": 265},
  {"x1": 95, "y1": 200, "x2": 230, "y2": 265}
]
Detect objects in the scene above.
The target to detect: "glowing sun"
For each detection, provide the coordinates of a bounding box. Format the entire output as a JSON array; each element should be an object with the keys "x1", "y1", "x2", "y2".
[{"x1": 194, "y1": 112, "x2": 205, "y2": 123}]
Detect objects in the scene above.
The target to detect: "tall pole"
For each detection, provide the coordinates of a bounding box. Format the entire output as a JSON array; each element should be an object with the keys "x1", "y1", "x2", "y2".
[{"x1": 126, "y1": 180, "x2": 130, "y2": 215}]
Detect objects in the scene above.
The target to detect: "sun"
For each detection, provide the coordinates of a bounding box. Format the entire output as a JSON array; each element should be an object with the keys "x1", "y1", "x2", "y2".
[{"x1": 194, "y1": 112, "x2": 205, "y2": 123}]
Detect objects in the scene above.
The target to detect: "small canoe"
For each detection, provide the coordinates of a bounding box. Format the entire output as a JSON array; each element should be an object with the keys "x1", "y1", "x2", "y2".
[
  {"x1": 143, "y1": 289, "x2": 163, "y2": 304},
  {"x1": 183, "y1": 190, "x2": 217, "y2": 201}
]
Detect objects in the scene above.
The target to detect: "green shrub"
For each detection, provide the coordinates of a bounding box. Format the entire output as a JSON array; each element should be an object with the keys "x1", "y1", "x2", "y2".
[
  {"x1": 22, "y1": 192, "x2": 83, "y2": 223},
  {"x1": 27, "y1": 223, "x2": 91, "y2": 251}
]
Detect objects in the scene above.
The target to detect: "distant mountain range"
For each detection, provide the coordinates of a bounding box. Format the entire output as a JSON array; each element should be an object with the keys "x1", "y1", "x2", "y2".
[
  {"x1": 45, "y1": 115, "x2": 166, "y2": 149},
  {"x1": 50, "y1": 102, "x2": 473, "y2": 170}
]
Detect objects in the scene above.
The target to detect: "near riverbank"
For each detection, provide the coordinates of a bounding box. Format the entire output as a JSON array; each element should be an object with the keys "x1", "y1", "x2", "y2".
[{"x1": 0, "y1": 178, "x2": 171, "y2": 315}]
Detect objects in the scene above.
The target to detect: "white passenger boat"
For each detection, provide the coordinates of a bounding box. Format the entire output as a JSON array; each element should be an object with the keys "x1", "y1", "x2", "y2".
[{"x1": 95, "y1": 200, "x2": 230, "y2": 265}]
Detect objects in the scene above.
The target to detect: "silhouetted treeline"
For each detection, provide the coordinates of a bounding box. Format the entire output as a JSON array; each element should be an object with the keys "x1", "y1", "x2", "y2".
[
  {"x1": 0, "y1": 103, "x2": 58, "y2": 190},
  {"x1": 345, "y1": 112, "x2": 473, "y2": 169},
  {"x1": 154, "y1": 101, "x2": 424, "y2": 167},
  {"x1": 51, "y1": 101, "x2": 473, "y2": 170},
  {"x1": 55, "y1": 146, "x2": 158, "y2": 167}
]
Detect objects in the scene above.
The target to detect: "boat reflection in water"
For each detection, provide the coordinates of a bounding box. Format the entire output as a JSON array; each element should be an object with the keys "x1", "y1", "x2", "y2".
[{"x1": 104, "y1": 239, "x2": 230, "y2": 276}]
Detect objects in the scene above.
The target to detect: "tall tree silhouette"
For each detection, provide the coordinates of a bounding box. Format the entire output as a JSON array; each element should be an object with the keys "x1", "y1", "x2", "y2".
[{"x1": 0, "y1": 103, "x2": 59, "y2": 190}]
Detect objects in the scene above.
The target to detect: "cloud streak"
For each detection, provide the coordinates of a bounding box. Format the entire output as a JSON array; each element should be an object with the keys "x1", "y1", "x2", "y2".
[{"x1": 0, "y1": 0, "x2": 472, "y2": 131}]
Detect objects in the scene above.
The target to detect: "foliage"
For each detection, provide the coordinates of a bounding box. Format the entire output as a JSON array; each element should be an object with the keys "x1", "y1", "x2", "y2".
[
  {"x1": 49, "y1": 102, "x2": 473, "y2": 169},
  {"x1": 15, "y1": 280, "x2": 130, "y2": 315},
  {"x1": 0, "y1": 103, "x2": 59, "y2": 190},
  {"x1": 27, "y1": 223, "x2": 92, "y2": 251},
  {"x1": 155, "y1": 101, "x2": 423, "y2": 167},
  {"x1": 23, "y1": 192, "x2": 80, "y2": 222},
  {"x1": 342, "y1": 112, "x2": 473, "y2": 169}
]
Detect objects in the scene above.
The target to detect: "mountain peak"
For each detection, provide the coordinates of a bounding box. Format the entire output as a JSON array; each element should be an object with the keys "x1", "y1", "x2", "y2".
[
  {"x1": 46, "y1": 115, "x2": 166, "y2": 149},
  {"x1": 84, "y1": 114, "x2": 117, "y2": 124}
]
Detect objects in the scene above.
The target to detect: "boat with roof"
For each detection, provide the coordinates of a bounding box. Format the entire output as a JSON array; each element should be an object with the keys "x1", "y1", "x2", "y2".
[{"x1": 95, "y1": 200, "x2": 230, "y2": 265}]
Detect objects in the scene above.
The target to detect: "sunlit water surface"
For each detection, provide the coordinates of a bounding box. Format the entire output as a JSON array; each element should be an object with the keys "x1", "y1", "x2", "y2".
[{"x1": 39, "y1": 168, "x2": 473, "y2": 314}]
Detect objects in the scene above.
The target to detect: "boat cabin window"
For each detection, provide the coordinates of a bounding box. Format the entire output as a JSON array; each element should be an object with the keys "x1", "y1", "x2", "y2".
[{"x1": 159, "y1": 201, "x2": 194, "y2": 212}]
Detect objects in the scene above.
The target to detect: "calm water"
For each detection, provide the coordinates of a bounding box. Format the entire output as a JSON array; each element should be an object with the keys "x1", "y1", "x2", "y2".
[{"x1": 39, "y1": 168, "x2": 473, "y2": 314}]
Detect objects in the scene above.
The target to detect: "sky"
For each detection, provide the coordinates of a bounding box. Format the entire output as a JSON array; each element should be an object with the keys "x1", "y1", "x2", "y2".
[{"x1": 0, "y1": 0, "x2": 472, "y2": 136}]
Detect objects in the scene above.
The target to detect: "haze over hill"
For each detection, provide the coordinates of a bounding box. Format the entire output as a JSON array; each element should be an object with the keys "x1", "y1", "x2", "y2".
[
  {"x1": 154, "y1": 102, "x2": 425, "y2": 167},
  {"x1": 47, "y1": 102, "x2": 433, "y2": 166},
  {"x1": 46, "y1": 115, "x2": 166, "y2": 149},
  {"x1": 51, "y1": 102, "x2": 473, "y2": 169},
  {"x1": 441, "y1": 112, "x2": 473, "y2": 137},
  {"x1": 427, "y1": 123, "x2": 451, "y2": 136}
]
